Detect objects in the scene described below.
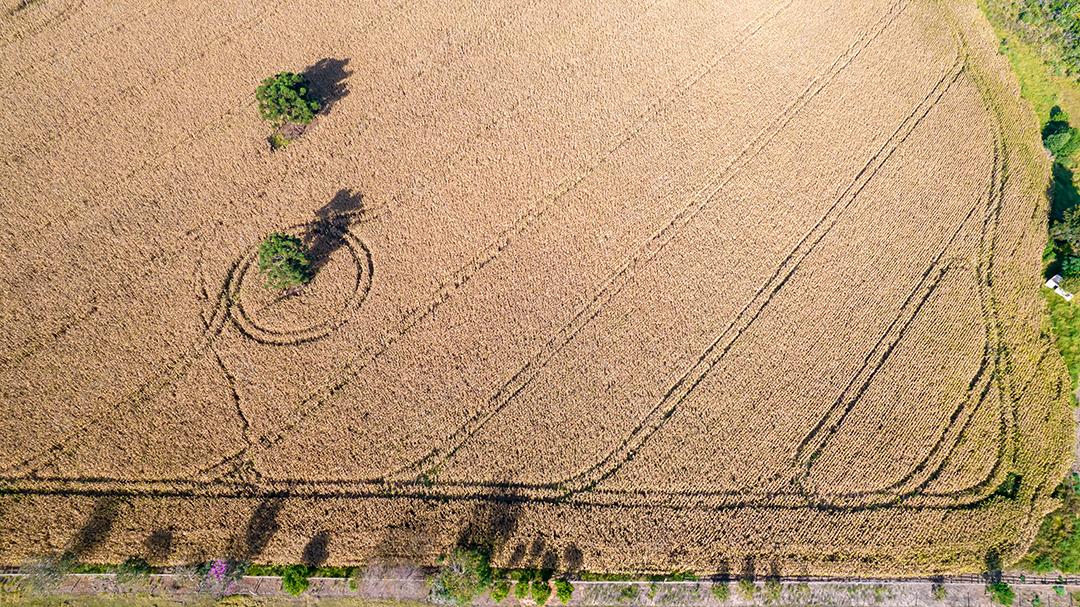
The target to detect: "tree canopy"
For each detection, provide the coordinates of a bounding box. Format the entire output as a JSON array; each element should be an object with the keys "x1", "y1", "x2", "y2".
[
  {"x1": 256, "y1": 72, "x2": 321, "y2": 128},
  {"x1": 257, "y1": 232, "x2": 312, "y2": 291}
]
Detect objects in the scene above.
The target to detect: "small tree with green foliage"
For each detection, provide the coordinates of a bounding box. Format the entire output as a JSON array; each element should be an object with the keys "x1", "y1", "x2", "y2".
[
  {"x1": 531, "y1": 580, "x2": 552, "y2": 605},
  {"x1": 989, "y1": 581, "x2": 1016, "y2": 606},
  {"x1": 430, "y1": 548, "x2": 493, "y2": 606},
  {"x1": 257, "y1": 232, "x2": 312, "y2": 291},
  {"x1": 490, "y1": 576, "x2": 511, "y2": 603},
  {"x1": 514, "y1": 580, "x2": 530, "y2": 599},
  {"x1": 554, "y1": 579, "x2": 573, "y2": 604},
  {"x1": 737, "y1": 579, "x2": 756, "y2": 600},
  {"x1": 256, "y1": 72, "x2": 320, "y2": 129},
  {"x1": 281, "y1": 564, "x2": 311, "y2": 596},
  {"x1": 711, "y1": 581, "x2": 731, "y2": 602},
  {"x1": 1062, "y1": 256, "x2": 1080, "y2": 279},
  {"x1": 763, "y1": 578, "x2": 782, "y2": 603},
  {"x1": 1045, "y1": 107, "x2": 1080, "y2": 161},
  {"x1": 115, "y1": 556, "x2": 152, "y2": 587},
  {"x1": 1052, "y1": 207, "x2": 1080, "y2": 255}
]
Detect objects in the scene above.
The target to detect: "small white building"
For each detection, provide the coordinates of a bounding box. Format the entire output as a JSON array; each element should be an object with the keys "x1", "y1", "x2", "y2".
[{"x1": 1047, "y1": 274, "x2": 1075, "y2": 301}]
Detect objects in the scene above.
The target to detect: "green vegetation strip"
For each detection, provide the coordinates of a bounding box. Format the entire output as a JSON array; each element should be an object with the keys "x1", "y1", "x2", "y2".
[{"x1": 981, "y1": 0, "x2": 1080, "y2": 578}]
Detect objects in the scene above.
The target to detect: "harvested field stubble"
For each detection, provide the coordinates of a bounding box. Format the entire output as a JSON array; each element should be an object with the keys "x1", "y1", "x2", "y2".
[{"x1": 0, "y1": 0, "x2": 1072, "y2": 576}]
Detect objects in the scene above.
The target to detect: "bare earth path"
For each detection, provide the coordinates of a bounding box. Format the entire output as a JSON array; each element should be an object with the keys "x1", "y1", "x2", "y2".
[{"x1": 8, "y1": 572, "x2": 1080, "y2": 607}]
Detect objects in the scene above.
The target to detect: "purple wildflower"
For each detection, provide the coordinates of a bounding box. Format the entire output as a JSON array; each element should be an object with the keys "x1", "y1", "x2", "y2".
[{"x1": 208, "y1": 559, "x2": 229, "y2": 582}]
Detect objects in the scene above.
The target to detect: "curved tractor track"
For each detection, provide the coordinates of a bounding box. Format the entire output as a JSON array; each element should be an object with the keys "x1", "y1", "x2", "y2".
[{"x1": 0, "y1": 0, "x2": 1071, "y2": 575}]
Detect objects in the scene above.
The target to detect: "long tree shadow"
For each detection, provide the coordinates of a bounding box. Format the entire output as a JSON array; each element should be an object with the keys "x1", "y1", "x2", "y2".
[
  {"x1": 144, "y1": 528, "x2": 174, "y2": 563},
  {"x1": 740, "y1": 555, "x2": 756, "y2": 583},
  {"x1": 302, "y1": 531, "x2": 331, "y2": 567},
  {"x1": 1051, "y1": 162, "x2": 1080, "y2": 220},
  {"x1": 371, "y1": 503, "x2": 443, "y2": 563},
  {"x1": 984, "y1": 548, "x2": 1003, "y2": 583},
  {"x1": 305, "y1": 188, "x2": 365, "y2": 273},
  {"x1": 229, "y1": 499, "x2": 283, "y2": 560},
  {"x1": 65, "y1": 497, "x2": 122, "y2": 560},
  {"x1": 455, "y1": 491, "x2": 524, "y2": 555},
  {"x1": 303, "y1": 58, "x2": 352, "y2": 114}
]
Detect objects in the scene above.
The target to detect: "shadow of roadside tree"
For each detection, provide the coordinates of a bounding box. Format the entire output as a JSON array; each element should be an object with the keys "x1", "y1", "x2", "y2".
[
  {"x1": 144, "y1": 528, "x2": 174, "y2": 563},
  {"x1": 302, "y1": 531, "x2": 331, "y2": 568},
  {"x1": 67, "y1": 497, "x2": 122, "y2": 560},
  {"x1": 228, "y1": 499, "x2": 283, "y2": 560}
]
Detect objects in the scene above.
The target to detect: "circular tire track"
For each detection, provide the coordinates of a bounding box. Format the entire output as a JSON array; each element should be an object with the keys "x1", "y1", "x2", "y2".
[{"x1": 228, "y1": 222, "x2": 373, "y2": 346}]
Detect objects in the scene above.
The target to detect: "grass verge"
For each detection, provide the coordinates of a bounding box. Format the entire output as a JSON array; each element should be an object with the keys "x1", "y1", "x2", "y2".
[{"x1": 981, "y1": 1, "x2": 1080, "y2": 574}]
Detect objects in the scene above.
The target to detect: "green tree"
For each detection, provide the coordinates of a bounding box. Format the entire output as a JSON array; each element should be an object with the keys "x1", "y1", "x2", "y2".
[
  {"x1": 1045, "y1": 109, "x2": 1080, "y2": 160},
  {"x1": 1052, "y1": 207, "x2": 1080, "y2": 255},
  {"x1": 515, "y1": 580, "x2": 531, "y2": 599},
  {"x1": 554, "y1": 579, "x2": 574, "y2": 604},
  {"x1": 430, "y1": 548, "x2": 493, "y2": 606},
  {"x1": 490, "y1": 576, "x2": 511, "y2": 603},
  {"x1": 1062, "y1": 256, "x2": 1080, "y2": 278},
  {"x1": 989, "y1": 581, "x2": 1016, "y2": 606},
  {"x1": 257, "y1": 232, "x2": 312, "y2": 291},
  {"x1": 737, "y1": 579, "x2": 756, "y2": 600},
  {"x1": 531, "y1": 580, "x2": 553, "y2": 605},
  {"x1": 256, "y1": 72, "x2": 320, "y2": 128},
  {"x1": 281, "y1": 564, "x2": 310, "y2": 596},
  {"x1": 711, "y1": 581, "x2": 731, "y2": 602}
]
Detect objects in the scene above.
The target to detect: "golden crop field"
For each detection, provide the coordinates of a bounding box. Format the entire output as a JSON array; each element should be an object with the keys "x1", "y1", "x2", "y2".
[{"x1": 0, "y1": 0, "x2": 1074, "y2": 576}]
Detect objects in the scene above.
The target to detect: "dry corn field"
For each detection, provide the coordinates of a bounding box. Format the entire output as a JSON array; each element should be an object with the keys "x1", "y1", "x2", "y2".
[{"x1": 0, "y1": 0, "x2": 1075, "y2": 576}]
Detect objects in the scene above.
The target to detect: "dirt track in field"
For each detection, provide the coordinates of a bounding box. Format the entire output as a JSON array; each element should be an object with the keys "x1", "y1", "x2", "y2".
[{"x1": 0, "y1": 0, "x2": 1072, "y2": 575}]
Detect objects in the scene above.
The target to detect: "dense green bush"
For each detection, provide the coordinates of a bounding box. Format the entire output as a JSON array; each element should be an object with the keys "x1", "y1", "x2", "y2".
[
  {"x1": 554, "y1": 579, "x2": 573, "y2": 604},
  {"x1": 531, "y1": 580, "x2": 552, "y2": 605},
  {"x1": 489, "y1": 576, "x2": 511, "y2": 602},
  {"x1": 115, "y1": 556, "x2": 152, "y2": 585},
  {"x1": 710, "y1": 581, "x2": 731, "y2": 602},
  {"x1": 983, "y1": 0, "x2": 1080, "y2": 78},
  {"x1": 281, "y1": 564, "x2": 311, "y2": 596},
  {"x1": 430, "y1": 548, "x2": 493, "y2": 606},
  {"x1": 256, "y1": 72, "x2": 320, "y2": 128},
  {"x1": 257, "y1": 232, "x2": 312, "y2": 291},
  {"x1": 989, "y1": 581, "x2": 1016, "y2": 606}
]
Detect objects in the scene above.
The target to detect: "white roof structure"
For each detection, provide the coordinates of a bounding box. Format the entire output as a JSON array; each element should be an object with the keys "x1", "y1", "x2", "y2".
[{"x1": 1048, "y1": 275, "x2": 1075, "y2": 301}]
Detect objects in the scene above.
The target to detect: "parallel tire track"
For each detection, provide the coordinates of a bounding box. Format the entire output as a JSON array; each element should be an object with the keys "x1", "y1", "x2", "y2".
[
  {"x1": 0, "y1": 0, "x2": 676, "y2": 476},
  {"x1": 398, "y1": 0, "x2": 906, "y2": 482},
  {"x1": 553, "y1": 49, "x2": 962, "y2": 499},
  {"x1": 0, "y1": 0, "x2": 84, "y2": 51},
  {"x1": 201, "y1": 0, "x2": 801, "y2": 480}
]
